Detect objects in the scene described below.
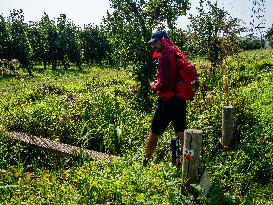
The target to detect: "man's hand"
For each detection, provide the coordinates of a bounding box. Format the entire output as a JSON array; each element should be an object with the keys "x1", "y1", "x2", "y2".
[{"x1": 150, "y1": 80, "x2": 158, "y2": 91}]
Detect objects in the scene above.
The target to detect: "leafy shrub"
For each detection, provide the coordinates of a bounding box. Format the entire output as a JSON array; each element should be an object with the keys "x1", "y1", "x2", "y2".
[{"x1": 239, "y1": 37, "x2": 264, "y2": 50}]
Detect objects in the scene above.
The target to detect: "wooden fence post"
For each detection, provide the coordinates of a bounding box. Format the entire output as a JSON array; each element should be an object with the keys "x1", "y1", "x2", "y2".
[
  {"x1": 182, "y1": 129, "x2": 202, "y2": 184},
  {"x1": 222, "y1": 105, "x2": 235, "y2": 149}
]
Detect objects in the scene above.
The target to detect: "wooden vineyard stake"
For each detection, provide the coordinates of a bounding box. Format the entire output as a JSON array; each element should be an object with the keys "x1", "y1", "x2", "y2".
[
  {"x1": 182, "y1": 129, "x2": 202, "y2": 184},
  {"x1": 222, "y1": 105, "x2": 235, "y2": 149}
]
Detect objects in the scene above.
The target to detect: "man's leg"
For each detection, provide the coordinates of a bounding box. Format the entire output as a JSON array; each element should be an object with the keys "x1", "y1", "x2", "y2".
[
  {"x1": 172, "y1": 99, "x2": 186, "y2": 153},
  {"x1": 145, "y1": 131, "x2": 160, "y2": 159},
  {"x1": 144, "y1": 98, "x2": 169, "y2": 165},
  {"x1": 176, "y1": 131, "x2": 184, "y2": 152}
]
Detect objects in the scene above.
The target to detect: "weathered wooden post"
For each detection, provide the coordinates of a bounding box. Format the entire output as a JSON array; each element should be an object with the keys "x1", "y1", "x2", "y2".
[
  {"x1": 182, "y1": 129, "x2": 202, "y2": 184},
  {"x1": 222, "y1": 105, "x2": 235, "y2": 149}
]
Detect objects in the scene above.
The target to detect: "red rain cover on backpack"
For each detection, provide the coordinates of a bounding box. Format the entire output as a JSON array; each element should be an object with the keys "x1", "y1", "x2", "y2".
[
  {"x1": 152, "y1": 36, "x2": 198, "y2": 100},
  {"x1": 175, "y1": 56, "x2": 198, "y2": 101}
]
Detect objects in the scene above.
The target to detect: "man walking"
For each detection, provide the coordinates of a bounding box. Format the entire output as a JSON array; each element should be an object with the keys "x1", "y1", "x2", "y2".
[{"x1": 144, "y1": 30, "x2": 190, "y2": 165}]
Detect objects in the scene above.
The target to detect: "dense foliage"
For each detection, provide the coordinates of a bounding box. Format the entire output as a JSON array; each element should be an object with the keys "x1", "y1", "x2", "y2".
[
  {"x1": 1, "y1": 49, "x2": 273, "y2": 204},
  {"x1": 4, "y1": 9, "x2": 33, "y2": 75},
  {"x1": 81, "y1": 24, "x2": 112, "y2": 66},
  {"x1": 238, "y1": 36, "x2": 264, "y2": 51},
  {"x1": 187, "y1": 1, "x2": 242, "y2": 67},
  {"x1": 0, "y1": 10, "x2": 111, "y2": 74},
  {"x1": 1, "y1": 0, "x2": 273, "y2": 203}
]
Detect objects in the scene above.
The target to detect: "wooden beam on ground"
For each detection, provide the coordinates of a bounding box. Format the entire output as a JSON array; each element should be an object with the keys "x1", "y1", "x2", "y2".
[{"x1": 9, "y1": 131, "x2": 116, "y2": 162}]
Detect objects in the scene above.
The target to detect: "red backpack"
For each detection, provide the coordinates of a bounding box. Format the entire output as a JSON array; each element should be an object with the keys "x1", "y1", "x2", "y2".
[{"x1": 175, "y1": 56, "x2": 198, "y2": 101}]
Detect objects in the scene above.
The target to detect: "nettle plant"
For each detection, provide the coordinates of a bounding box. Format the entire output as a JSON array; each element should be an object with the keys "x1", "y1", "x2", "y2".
[{"x1": 103, "y1": 0, "x2": 190, "y2": 109}]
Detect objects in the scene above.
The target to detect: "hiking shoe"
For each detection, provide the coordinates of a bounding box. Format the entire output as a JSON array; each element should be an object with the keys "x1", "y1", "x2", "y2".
[{"x1": 143, "y1": 157, "x2": 149, "y2": 167}]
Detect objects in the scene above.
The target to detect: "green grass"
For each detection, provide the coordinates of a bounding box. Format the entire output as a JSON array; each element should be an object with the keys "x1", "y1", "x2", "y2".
[
  {"x1": 1, "y1": 49, "x2": 273, "y2": 204},
  {"x1": 1, "y1": 156, "x2": 194, "y2": 204},
  {"x1": 0, "y1": 66, "x2": 149, "y2": 155}
]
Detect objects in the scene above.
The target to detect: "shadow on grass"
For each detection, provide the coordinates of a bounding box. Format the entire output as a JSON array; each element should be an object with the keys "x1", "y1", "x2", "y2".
[{"x1": 207, "y1": 181, "x2": 241, "y2": 205}]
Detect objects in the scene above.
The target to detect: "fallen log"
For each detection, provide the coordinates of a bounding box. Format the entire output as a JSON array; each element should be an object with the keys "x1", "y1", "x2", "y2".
[{"x1": 9, "y1": 131, "x2": 116, "y2": 162}]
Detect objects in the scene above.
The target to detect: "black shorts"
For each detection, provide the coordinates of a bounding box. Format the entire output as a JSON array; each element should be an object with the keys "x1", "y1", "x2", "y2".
[{"x1": 151, "y1": 96, "x2": 187, "y2": 135}]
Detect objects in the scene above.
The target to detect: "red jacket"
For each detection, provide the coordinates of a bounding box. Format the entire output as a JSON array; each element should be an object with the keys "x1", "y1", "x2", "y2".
[
  {"x1": 150, "y1": 51, "x2": 177, "y2": 100},
  {"x1": 150, "y1": 36, "x2": 189, "y2": 100}
]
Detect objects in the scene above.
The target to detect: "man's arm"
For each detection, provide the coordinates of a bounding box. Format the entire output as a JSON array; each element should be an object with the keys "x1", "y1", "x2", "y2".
[{"x1": 150, "y1": 54, "x2": 170, "y2": 91}]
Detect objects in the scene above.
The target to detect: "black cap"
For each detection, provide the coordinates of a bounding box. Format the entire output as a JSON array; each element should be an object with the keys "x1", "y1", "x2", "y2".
[{"x1": 148, "y1": 30, "x2": 168, "y2": 44}]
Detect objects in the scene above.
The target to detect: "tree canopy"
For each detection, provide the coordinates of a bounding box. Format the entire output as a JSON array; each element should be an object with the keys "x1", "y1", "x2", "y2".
[{"x1": 103, "y1": 0, "x2": 190, "y2": 109}]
